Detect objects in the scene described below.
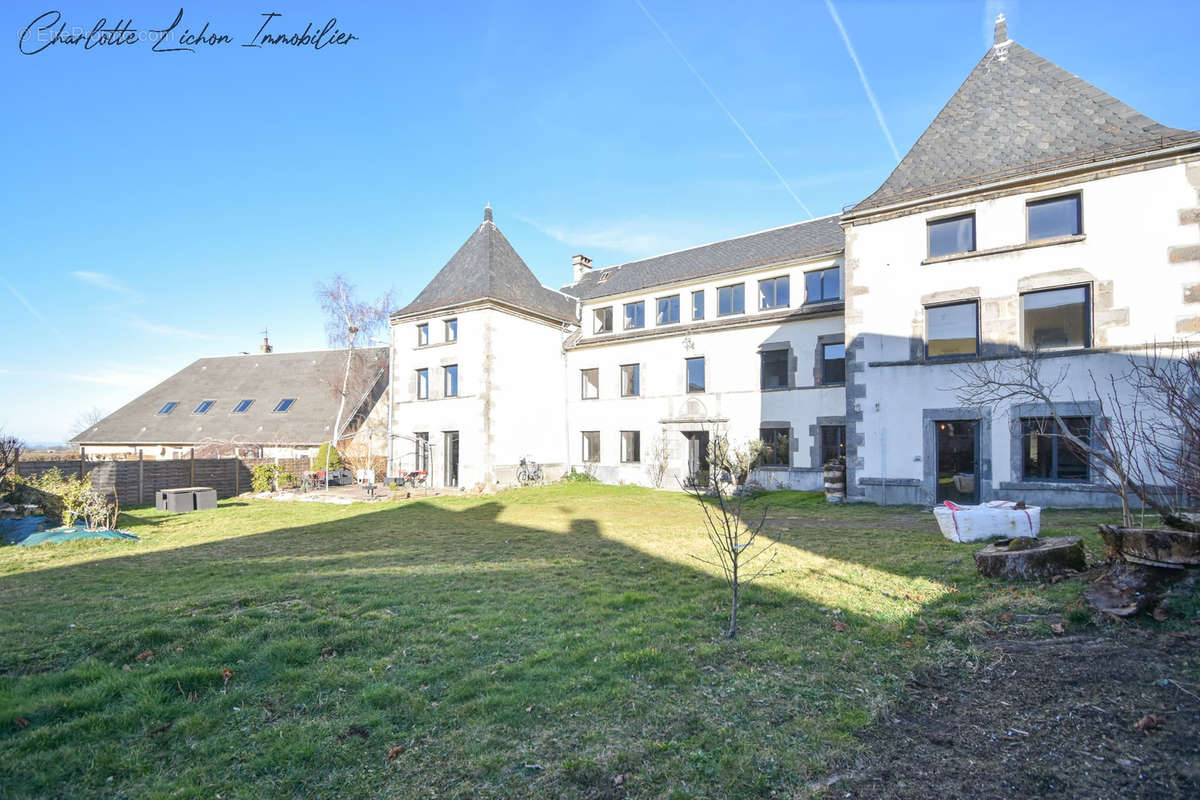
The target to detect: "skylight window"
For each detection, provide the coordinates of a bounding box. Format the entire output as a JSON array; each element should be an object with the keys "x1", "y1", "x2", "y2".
[
  {"x1": 157, "y1": 401, "x2": 178, "y2": 415},
  {"x1": 273, "y1": 398, "x2": 296, "y2": 413},
  {"x1": 233, "y1": 399, "x2": 254, "y2": 413},
  {"x1": 598, "y1": 271, "x2": 613, "y2": 283},
  {"x1": 193, "y1": 400, "x2": 215, "y2": 414}
]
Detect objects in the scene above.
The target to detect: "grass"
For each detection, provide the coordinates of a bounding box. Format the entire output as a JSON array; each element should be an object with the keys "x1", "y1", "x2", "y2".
[{"x1": 0, "y1": 484, "x2": 1142, "y2": 798}]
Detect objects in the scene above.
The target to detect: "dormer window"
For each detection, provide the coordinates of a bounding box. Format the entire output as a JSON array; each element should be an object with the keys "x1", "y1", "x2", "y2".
[
  {"x1": 157, "y1": 401, "x2": 179, "y2": 415},
  {"x1": 598, "y1": 270, "x2": 613, "y2": 283},
  {"x1": 193, "y1": 400, "x2": 215, "y2": 414}
]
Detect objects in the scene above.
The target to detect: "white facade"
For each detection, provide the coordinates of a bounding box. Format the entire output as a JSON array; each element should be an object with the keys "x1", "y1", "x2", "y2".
[{"x1": 842, "y1": 155, "x2": 1200, "y2": 507}]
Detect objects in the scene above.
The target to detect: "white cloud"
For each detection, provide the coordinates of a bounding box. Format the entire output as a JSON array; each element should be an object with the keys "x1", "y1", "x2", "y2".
[
  {"x1": 62, "y1": 368, "x2": 169, "y2": 387},
  {"x1": 71, "y1": 270, "x2": 137, "y2": 297},
  {"x1": 126, "y1": 315, "x2": 216, "y2": 341}
]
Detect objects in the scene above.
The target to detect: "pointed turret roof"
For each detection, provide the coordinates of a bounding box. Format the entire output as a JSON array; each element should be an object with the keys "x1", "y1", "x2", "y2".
[
  {"x1": 394, "y1": 208, "x2": 577, "y2": 323},
  {"x1": 852, "y1": 17, "x2": 1198, "y2": 212}
]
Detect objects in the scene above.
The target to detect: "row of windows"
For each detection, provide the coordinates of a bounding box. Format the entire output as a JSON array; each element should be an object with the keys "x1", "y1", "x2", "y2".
[
  {"x1": 416, "y1": 318, "x2": 458, "y2": 347},
  {"x1": 927, "y1": 193, "x2": 1081, "y2": 259},
  {"x1": 925, "y1": 284, "x2": 1091, "y2": 358},
  {"x1": 414, "y1": 365, "x2": 458, "y2": 399},
  {"x1": 156, "y1": 398, "x2": 295, "y2": 416},
  {"x1": 577, "y1": 424, "x2": 846, "y2": 467},
  {"x1": 579, "y1": 344, "x2": 845, "y2": 400},
  {"x1": 591, "y1": 266, "x2": 841, "y2": 335}
]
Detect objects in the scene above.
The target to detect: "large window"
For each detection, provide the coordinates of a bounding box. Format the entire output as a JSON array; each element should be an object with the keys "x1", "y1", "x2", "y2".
[
  {"x1": 581, "y1": 368, "x2": 599, "y2": 399},
  {"x1": 1022, "y1": 285, "x2": 1090, "y2": 350},
  {"x1": 621, "y1": 431, "x2": 641, "y2": 463},
  {"x1": 417, "y1": 323, "x2": 429, "y2": 346},
  {"x1": 1028, "y1": 193, "x2": 1081, "y2": 241},
  {"x1": 804, "y1": 266, "x2": 841, "y2": 303},
  {"x1": 1022, "y1": 417, "x2": 1091, "y2": 481},
  {"x1": 759, "y1": 427, "x2": 789, "y2": 467},
  {"x1": 445, "y1": 318, "x2": 458, "y2": 342},
  {"x1": 624, "y1": 301, "x2": 645, "y2": 330},
  {"x1": 444, "y1": 365, "x2": 458, "y2": 397},
  {"x1": 656, "y1": 295, "x2": 680, "y2": 325},
  {"x1": 820, "y1": 425, "x2": 846, "y2": 464},
  {"x1": 581, "y1": 431, "x2": 600, "y2": 463},
  {"x1": 926, "y1": 301, "x2": 979, "y2": 358},
  {"x1": 927, "y1": 213, "x2": 976, "y2": 258},
  {"x1": 692, "y1": 290, "x2": 705, "y2": 320},
  {"x1": 821, "y1": 342, "x2": 846, "y2": 384},
  {"x1": 717, "y1": 283, "x2": 745, "y2": 316},
  {"x1": 594, "y1": 306, "x2": 613, "y2": 334},
  {"x1": 416, "y1": 369, "x2": 429, "y2": 400},
  {"x1": 620, "y1": 364, "x2": 640, "y2": 397},
  {"x1": 758, "y1": 276, "x2": 790, "y2": 310},
  {"x1": 686, "y1": 356, "x2": 705, "y2": 393},
  {"x1": 760, "y1": 349, "x2": 789, "y2": 390}
]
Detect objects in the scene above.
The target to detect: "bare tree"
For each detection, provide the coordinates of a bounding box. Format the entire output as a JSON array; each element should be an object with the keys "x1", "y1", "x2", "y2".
[
  {"x1": 682, "y1": 430, "x2": 776, "y2": 638},
  {"x1": 69, "y1": 407, "x2": 107, "y2": 439},
  {"x1": 953, "y1": 347, "x2": 1195, "y2": 530},
  {"x1": 314, "y1": 275, "x2": 394, "y2": 489},
  {"x1": 646, "y1": 432, "x2": 672, "y2": 489},
  {"x1": 0, "y1": 430, "x2": 23, "y2": 484}
]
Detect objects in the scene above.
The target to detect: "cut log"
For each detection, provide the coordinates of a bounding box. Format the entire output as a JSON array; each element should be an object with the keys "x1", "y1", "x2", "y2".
[
  {"x1": 1098, "y1": 525, "x2": 1200, "y2": 568},
  {"x1": 1084, "y1": 560, "x2": 1184, "y2": 618},
  {"x1": 974, "y1": 536, "x2": 1085, "y2": 581}
]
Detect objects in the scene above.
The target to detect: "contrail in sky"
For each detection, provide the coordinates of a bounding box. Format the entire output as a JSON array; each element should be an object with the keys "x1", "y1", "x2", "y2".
[
  {"x1": 824, "y1": 0, "x2": 901, "y2": 164},
  {"x1": 2, "y1": 277, "x2": 66, "y2": 344},
  {"x1": 633, "y1": 0, "x2": 814, "y2": 218}
]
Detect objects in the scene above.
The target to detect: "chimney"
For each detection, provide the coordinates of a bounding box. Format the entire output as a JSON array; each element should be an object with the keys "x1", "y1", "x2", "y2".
[
  {"x1": 572, "y1": 253, "x2": 593, "y2": 282},
  {"x1": 993, "y1": 13, "x2": 1008, "y2": 46},
  {"x1": 483, "y1": 203, "x2": 493, "y2": 224},
  {"x1": 260, "y1": 330, "x2": 273, "y2": 353}
]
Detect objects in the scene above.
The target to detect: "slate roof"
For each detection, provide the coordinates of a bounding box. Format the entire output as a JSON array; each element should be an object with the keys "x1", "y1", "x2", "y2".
[
  {"x1": 394, "y1": 208, "x2": 577, "y2": 323},
  {"x1": 561, "y1": 215, "x2": 845, "y2": 301},
  {"x1": 71, "y1": 348, "x2": 388, "y2": 447},
  {"x1": 853, "y1": 40, "x2": 1200, "y2": 212}
]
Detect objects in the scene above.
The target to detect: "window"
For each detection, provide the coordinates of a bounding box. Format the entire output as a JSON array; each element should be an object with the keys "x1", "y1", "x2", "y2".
[
  {"x1": 686, "y1": 356, "x2": 705, "y2": 393},
  {"x1": 581, "y1": 368, "x2": 599, "y2": 399},
  {"x1": 444, "y1": 365, "x2": 458, "y2": 397},
  {"x1": 417, "y1": 323, "x2": 429, "y2": 346},
  {"x1": 414, "y1": 432, "x2": 429, "y2": 472},
  {"x1": 821, "y1": 342, "x2": 846, "y2": 384},
  {"x1": 759, "y1": 427, "x2": 789, "y2": 467},
  {"x1": 620, "y1": 364, "x2": 640, "y2": 397},
  {"x1": 760, "y1": 349, "x2": 789, "y2": 390},
  {"x1": 445, "y1": 319, "x2": 458, "y2": 342},
  {"x1": 416, "y1": 369, "x2": 429, "y2": 400},
  {"x1": 193, "y1": 400, "x2": 215, "y2": 414},
  {"x1": 1022, "y1": 417, "x2": 1091, "y2": 482},
  {"x1": 582, "y1": 431, "x2": 600, "y2": 463},
  {"x1": 1021, "y1": 285, "x2": 1090, "y2": 350},
  {"x1": 621, "y1": 430, "x2": 641, "y2": 463},
  {"x1": 656, "y1": 294, "x2": 680, "y2": 325},
  {"x1": 926, "y1": 301, "x2": 979, "y2": 358},
  {"x1": 1028, "y1": 193, "x2": 1081, "y2": 241},
  {"x1": 758, "y1": 276, "x2": 790, "y2": 310},
  {"x1": 692, "y1": 290, "x2": 705, "y2": 320},
  {"x1": 927, "y1": 213, "x2": 976, "y2": 258},
  {"x1": 273, "y1": 398, "x2": 296, "y2": 413},
  {"x1": 805, "y1": 266, "x2": 841, "y2": 303},
  {"x1": 624, "y1": 301, "x2": 645, "y2": 330},
  {"x1": 232, "y1": 399, "x2": 254, "y2": 414},
  {"x1": 156, "y1": 401, "x2": 178, "y2": 415},
  {"x1": 594, "y1": 306, "x2": 613, "y2": 334},
  {"x1": 820, "y1": 425, "x2": 846, "y2": 464},
  {"x1": 717, "y1": 283, "x2": 745, "y2": 316}
]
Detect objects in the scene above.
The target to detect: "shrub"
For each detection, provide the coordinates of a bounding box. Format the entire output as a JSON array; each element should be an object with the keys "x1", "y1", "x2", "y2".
[
  {"x1": 562, "y1": 467, "x2": 598, "y2": 484},
  {"x1": 313, "y1": 443, "x2": 343, "y2": 472},
  {"x1": 23, "y1": 468, "x2": 116, "y2": 529},
  {"x1": 277, "y1": 471, "x2": 297, "y2": 489},
  {"x1": 250, "y1": 465, "x2": 277, "y2": 493}
]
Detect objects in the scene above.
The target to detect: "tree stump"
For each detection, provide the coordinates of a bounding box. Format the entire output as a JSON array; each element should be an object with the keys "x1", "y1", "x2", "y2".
[
  {"x1": 1098, "y1": 525, "x2": 1200, "y2": 568},
  {"x1": 974, "y1": 536, "x2": 1085, "y2": 581}
]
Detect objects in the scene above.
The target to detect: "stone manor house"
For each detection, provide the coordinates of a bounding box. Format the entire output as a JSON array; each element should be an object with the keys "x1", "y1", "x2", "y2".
[{"x1": 388, "y1": 17, "x2": 1200, "y2": 507}]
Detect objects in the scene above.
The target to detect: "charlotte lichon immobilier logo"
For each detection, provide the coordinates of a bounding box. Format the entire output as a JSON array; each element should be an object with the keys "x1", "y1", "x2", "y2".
[{"x1": 17, "y1": 8, "x2": 359, "y2": 54}]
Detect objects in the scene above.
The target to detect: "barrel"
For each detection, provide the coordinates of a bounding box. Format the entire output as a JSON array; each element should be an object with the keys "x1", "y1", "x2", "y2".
[{"x1": 823, "y1": 461, "x2": 846, "y2": 503}]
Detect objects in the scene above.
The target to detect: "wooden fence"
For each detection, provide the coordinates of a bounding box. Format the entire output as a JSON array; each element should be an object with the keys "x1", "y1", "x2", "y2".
[{"x1": 15, "y1": 454, "x2": 312, "y2": 504}]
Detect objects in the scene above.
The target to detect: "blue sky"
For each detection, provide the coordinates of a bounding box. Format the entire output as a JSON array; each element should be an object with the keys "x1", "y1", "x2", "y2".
[{"x1": 2, "y1": 0, "x2": 1197, "y2": 443}]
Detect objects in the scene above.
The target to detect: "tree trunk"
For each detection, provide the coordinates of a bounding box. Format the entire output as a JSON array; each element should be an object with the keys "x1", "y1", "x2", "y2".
[{"x1": 728, "y1": 562, "x2": 739, "y2": 639}]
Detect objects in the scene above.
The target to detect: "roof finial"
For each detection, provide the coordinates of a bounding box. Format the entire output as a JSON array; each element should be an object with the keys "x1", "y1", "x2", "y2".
[
  {"x1": 993, "y1": 13, "x2": 1008, "y2": 46},
  {"x1": 484, "y1": 203, "x2": 493, "y2": 223}
]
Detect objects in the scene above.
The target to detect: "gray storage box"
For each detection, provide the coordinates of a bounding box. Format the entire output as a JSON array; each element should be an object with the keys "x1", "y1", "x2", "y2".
[{"x1": 156, "y1": 487, "x2": 218, "y2": 513}]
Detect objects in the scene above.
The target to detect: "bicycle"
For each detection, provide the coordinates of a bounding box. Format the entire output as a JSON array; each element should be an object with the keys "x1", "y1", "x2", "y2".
[{"x1": 516, "y1": 457, "x2": 544, "y2": 486}]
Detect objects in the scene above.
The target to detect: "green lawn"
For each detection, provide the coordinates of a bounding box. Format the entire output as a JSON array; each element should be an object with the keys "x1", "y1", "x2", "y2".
[{"x1": 0, "y1": 485, "x2": 1125, "y2": 798}]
